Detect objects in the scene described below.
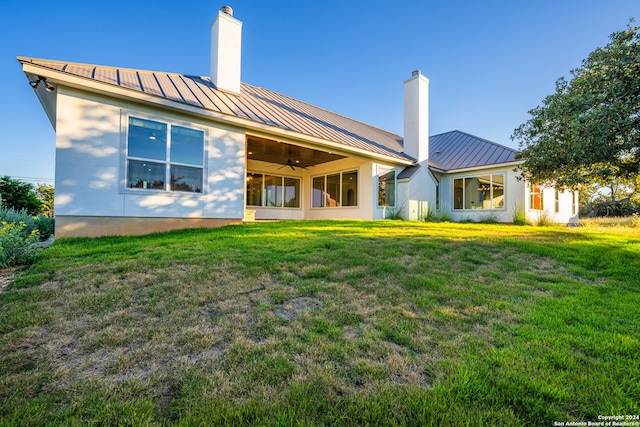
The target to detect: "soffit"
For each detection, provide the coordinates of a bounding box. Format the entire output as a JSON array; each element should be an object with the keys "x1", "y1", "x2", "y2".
[{"x1": 247, "y1": 136, "x2": 345, "y2": 169}]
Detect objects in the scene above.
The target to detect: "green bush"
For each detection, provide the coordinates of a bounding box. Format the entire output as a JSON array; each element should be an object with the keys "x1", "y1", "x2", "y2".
[
  {"x1": 0, "y1": 221, "x2": 40, "y2": 267},
  {"x1": 34, "y1": 215, "x2": 55, "y2": 240},
  {"x1": 512, "y1": 204, "x2": 529, "y2": 225},
  {"x1": 424, "y1": 206, "x2": 452, "y2": 223},
  {"x1": 535, "y1": 210, "x2": 556, "y2": 226},
  {"x1": 0, "y1": 207, "x2": 53, "y2": 240},
  {"x1": 0, "y1": 206, "x2": 36, "y2": 230},
  {"x1": 478, "y1": 212, "x2": 500, "y2": 224}
]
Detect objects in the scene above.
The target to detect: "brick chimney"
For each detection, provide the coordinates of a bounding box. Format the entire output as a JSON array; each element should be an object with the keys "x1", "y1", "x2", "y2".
[
  {"x1": 210, "y1": 5, "x2": 242, "y2": 93},
  {"x1": 403, "y1": 70, "x2": 429, "y2": 164}
]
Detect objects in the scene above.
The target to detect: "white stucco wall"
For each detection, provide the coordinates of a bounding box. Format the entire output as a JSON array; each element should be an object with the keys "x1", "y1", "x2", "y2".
[
  {"x1": 401, "y1": 165, "x2": 438, "y2": 220},
  {"x1": 54, "y1": 87, "x2": 245, "y2": 220},
  {"x1": 525, "y1": 185, "x2": 579, "y2": 224}
]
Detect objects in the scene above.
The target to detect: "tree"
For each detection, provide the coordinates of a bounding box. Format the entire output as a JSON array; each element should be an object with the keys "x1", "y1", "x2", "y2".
[
  {"x1": 36, "y1": 184, "x2": 55, "y2": 217},
  {"x1": 0, "y1": 176, "x2": 41, "y2": 215},
  {"x1": 512, "y1": 20, "x2": 640, "y2": 190}
]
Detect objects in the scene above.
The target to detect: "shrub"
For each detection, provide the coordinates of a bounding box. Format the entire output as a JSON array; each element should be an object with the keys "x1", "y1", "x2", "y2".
[
  {"x1": 383, "y1": 201, "x2": 406, "y2": 220},
  {"x1": 0, "y1": 207, "x2": 36, "y2": 231},
  {"x1": 478, "y1": 212, "x2": 500, "y2": 224},
  {"x1": 424, "y1": 206, "x2": 452, "y2": 223},
  {"x1": 386, "y1": 208, "x2": 405, "y2": 220},
  {"x1": 0, "y1": 221, "x2": 40, "y2": 267},
  {"x1": 512, "y1": 204, "x2": 529, "y2": 225},
  {"x1": 535, "y1": 210, "x2": 556, "y2": 226},
  {"x1": 34, "y1": 215, "x2": 55, "y2": 240},
  {"x1": 0, "y1": 207, "x2": 53, "y2": 241}
]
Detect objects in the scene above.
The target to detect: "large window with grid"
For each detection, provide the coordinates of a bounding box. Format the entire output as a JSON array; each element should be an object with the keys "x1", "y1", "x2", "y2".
[{"x1": 126, "y1": 117, "x2": 204, "y2": 193}]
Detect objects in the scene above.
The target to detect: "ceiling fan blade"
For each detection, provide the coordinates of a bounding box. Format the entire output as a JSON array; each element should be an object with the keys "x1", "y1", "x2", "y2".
[{"x1": 289, "y1": 164, "x2": 295, "y2": 171}]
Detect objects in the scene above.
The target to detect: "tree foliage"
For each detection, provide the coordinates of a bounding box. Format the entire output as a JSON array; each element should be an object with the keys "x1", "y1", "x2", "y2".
[
  {"x1": 36, "y1": 184, "x2": 55, "y2": 217},
  {"x1": 0, "y1": 176, "x2": 41, "y2": 215},
  {"x1": 513, "y1": 21, "x2": 640, "y2": 189}
]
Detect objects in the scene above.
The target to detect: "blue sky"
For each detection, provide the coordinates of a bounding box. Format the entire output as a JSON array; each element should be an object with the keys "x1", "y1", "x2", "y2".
[{"x1": 1, "y1": 0, "x2": 637, "y2": 185}]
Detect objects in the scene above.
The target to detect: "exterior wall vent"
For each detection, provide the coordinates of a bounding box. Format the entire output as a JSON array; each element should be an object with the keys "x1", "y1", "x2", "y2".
[{"x1": 220, "y1": 5, "x2": 233, "y2": 16}]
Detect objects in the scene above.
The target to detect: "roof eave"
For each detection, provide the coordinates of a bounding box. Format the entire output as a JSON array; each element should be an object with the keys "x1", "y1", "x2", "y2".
[{"x1": 20, "y1": 59, "x2": 413, "y2": 167}]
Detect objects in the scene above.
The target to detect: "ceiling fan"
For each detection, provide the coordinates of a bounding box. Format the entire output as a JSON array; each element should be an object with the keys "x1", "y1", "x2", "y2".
[{"x1": 278, "y1": 151, "x2": 308, "y2": 171}]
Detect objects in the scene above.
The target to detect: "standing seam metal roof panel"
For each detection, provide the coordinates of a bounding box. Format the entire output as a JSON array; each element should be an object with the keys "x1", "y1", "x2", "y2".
[
  {"x1": 215, "y1": 88, "x2": 256, "y2": 121},
  {"x1": 234, "y1": 90, "x2": 282, "y2": 127},
  {"x1": 265, "y1": 88, "x2": 352, "y2": 144},
  {"x1": 119, "y1": 70, "x2": 142, "y2": 92},
  {"x1": 168, "y1": 75, "x2": 203, "y2": 107},
  {"x1": 138, "y1": 73, "x2": 164, "y2": 98},
  {"x1": 239, "y1": 91, "x2": 282, "y2": 123},
  {"x1": 155, "y1": 74, "x2": 185, "y2": 104},
  {"x1": 246, "y1": 86, "x2": 316, "y2": 134},
  {"x1": 428, "y1": 131, "x2": 517, "y2": 171},
  {"x1": 249, "y1": 85, "x2": 403, "y2": 157},
  {"x1": 94, "y1": 68, "x2": 118, "y2": 86},
  {"x1": 246, "y1": 86, "x2": 321, "y2": 133},
  {"x1": 182, "y1": 77, "x2": 227, "y2": 113}
]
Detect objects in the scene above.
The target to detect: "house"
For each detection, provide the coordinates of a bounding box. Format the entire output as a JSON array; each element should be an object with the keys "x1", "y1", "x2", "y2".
[{"x1": 19, "y1": 6, "x2": 578, "y2": 238}]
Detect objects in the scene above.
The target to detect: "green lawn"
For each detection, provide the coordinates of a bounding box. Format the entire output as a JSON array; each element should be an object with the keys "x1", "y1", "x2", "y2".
[{"x1": 1, "y1": 220, "x2": 639, "y2": 426}]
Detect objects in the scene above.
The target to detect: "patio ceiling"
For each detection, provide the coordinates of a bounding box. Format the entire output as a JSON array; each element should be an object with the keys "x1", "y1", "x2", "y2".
[{"x1": 246, "y1": 136, "x2": 346, "y2": 169}]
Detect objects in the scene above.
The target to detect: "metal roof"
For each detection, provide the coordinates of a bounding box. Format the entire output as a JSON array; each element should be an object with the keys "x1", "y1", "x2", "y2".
[
  {"x1": 428, "y1": 130, "x2": 518, "y2": 171},
  {"x1": 396, "y1": 165, "x2": 421, "y2": 180},
  {"x1": 19, "y1": 58, "x2": 521, "y2": 172},
  {"x1": 18, "y1": 57, "x2": 410, "y2": 163}
]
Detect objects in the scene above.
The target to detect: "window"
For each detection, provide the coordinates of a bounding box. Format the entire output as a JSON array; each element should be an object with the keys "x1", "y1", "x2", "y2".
[
  {"x1": 284, "y1": 177, "x2": 300, "y2": 208},
  {"x1": 378, "y1": 170, "x2": 395, "y2": 206},
  {"x1": 572, "y1": 191, "x2": 578, "y2": 215},
  {"x1": 312, "y1": 170, "x2": 358, "y2": 208},
  {"x1": 453, "y1": 174, "x2": 505, "y2": 210},
  {"x1": 246, "y1": 173, "x2": 263, "y2": 206},
  {"x1": 555, "y1": 188, "x2": 560, "y2": 213},
  {"x1": 246, "y1": 172, "x2": 300, "y2": 208},
  {"x1": 126, "y1": 117, "x2": 204, "y2": 193},
  {"x1": 530, "y1": 184, "x2": 544, "y2": 211},
  {"x1": 264, "y1": 175, "x2": 283, "y2": 207}
]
